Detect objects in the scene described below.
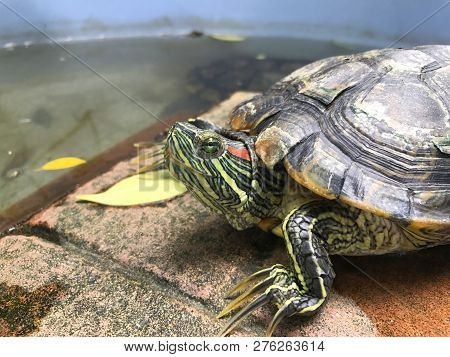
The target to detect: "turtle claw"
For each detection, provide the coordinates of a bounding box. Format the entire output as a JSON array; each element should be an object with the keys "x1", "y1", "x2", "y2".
[
  {"x1": 218, "y1": 265, "x2": 325, "y2": 336},
  {"x1": 219, "y1": 294, "x2": 270, "y2": 337},
  {"x1": 217, "y1": 275, "x2": 275, "y2": 318},
  {"x1": 224, "y1": 265, "x2": 281, "y2": 299},
  {"x1": 218, "y1": 265, "x2": 292, "y2": 336},
  {"x1": 265, "y1": 301, "x2": 296, "y2": 337}
]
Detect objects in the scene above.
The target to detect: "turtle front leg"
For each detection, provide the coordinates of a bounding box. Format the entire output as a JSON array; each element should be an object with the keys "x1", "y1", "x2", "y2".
[{"x1": 218, "y1": 205, "x2": 335, "y2": 336}]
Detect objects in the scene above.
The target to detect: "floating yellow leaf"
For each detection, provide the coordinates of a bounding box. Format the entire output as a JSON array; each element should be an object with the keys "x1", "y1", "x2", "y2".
[
  {"x1": 39, "y1": 157, "x2": 86, "y2": 171},
  {"x1": 76, "y1": 169, "x2": 186, "y2": 206},
  {"x1": 209, "y1": 34, "x2": 246, "y2": 42}
]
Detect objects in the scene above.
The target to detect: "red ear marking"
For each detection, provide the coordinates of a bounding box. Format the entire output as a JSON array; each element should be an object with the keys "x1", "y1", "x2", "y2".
[{"x1": 227, "y1": 145, "x2": 251, "y2": 161}]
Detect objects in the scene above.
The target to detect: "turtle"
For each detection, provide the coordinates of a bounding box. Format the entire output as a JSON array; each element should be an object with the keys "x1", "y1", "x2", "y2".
[{"x1": 163, "y1": 45, "x2": 450, "y2": 336}]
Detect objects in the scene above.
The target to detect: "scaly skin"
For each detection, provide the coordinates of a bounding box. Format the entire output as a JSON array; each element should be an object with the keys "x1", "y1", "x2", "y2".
[
  {"x1": 218, "y1": 203, "x2": 335, "y2": 336},
  {"x1": 164, "y1": 119, "x2": 447, "y2": 336},
  {"x1": 218, "y1": 199, "x2": 417, "y2": 336}
]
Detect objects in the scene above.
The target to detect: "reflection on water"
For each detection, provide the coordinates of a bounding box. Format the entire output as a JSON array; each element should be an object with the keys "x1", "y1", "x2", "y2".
[{"x1": 0, "y1": 35, "x2": 370, "y2": 219}]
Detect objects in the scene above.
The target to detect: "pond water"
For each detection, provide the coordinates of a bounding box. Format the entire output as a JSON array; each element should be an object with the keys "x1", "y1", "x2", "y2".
[{"x1": 0, "y1": 35, "x2": 371, "y2": 226}]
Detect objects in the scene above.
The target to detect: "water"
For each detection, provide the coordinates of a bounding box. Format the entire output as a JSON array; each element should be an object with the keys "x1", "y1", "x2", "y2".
[{"x1": 0, "y1": 36, "x2": 371, "y2": 225}]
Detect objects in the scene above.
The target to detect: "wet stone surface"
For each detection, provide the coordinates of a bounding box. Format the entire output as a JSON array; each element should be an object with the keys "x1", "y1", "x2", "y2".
[{"x1": 1, "y1": 92, "x2": 445, "y2": 336}]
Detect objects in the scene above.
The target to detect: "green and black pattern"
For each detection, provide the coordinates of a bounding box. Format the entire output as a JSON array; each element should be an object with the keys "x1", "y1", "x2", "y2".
[
  {"x1": 166, "y1": 120, "x2": 284, "y2": 230},
  {"x1": 164, "y1": 45, "x2": 450, "y2": 336}
]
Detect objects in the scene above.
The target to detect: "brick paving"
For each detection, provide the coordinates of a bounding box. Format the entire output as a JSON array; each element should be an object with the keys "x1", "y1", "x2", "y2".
[{"x1": 1, "y1": 92, "x2": 446, "y2": 337}]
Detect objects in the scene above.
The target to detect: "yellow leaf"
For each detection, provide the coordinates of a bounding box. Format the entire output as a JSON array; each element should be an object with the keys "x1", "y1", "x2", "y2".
[
  {"x1": 76, "y1": 169, "x2": 187, "y2": 206},
  {"x1": 209, "y1": 34, "x2": 246, "y2": 42},
  {"x1": 40, "y1": 157, "x2": 86, "y2": 171}
]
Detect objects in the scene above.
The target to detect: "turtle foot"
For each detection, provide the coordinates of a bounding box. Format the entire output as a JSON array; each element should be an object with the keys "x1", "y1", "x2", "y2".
[{"x1": 217, "y1": 264, "x2": 324, "y2": 336}]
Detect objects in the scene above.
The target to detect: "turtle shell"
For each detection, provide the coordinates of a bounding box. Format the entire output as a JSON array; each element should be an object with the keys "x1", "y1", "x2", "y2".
[{"x1": 229, "y1": 45, "x2": 450, "y2": 237}]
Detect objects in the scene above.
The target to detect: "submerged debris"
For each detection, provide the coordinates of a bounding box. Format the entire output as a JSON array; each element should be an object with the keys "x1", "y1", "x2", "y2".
[
  {"x1": 186, "y1": 30, "x2": 204, "y2": 38},
  {"x1": 5, "y1": 168, "x2": 21, "y2": 179}
]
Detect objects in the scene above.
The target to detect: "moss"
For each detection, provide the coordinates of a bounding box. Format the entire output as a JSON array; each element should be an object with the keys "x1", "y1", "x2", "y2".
[{"x1": 0, "y1": 282, "x2": 66, "y2": 336}]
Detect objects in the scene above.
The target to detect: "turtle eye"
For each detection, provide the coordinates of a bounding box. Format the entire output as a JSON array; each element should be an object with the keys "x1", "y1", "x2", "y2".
[{"x1": 198, "y1": 136, "x2": 224, "y2": 158}]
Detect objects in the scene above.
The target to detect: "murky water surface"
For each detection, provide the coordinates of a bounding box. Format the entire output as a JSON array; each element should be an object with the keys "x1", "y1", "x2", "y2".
[{"x1": 0, "y1": 36, "x2": 371, "y2": 218}]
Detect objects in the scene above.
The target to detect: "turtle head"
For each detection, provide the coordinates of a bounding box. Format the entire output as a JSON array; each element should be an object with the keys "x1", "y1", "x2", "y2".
[{"x1": 165, "y1": 119, "x2": 285, "y2": 230}]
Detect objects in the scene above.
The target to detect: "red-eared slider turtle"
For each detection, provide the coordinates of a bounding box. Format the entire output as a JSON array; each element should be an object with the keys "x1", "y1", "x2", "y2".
[{"x1": 164, "y1": 45, "x2": 450, "y2": 336}]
